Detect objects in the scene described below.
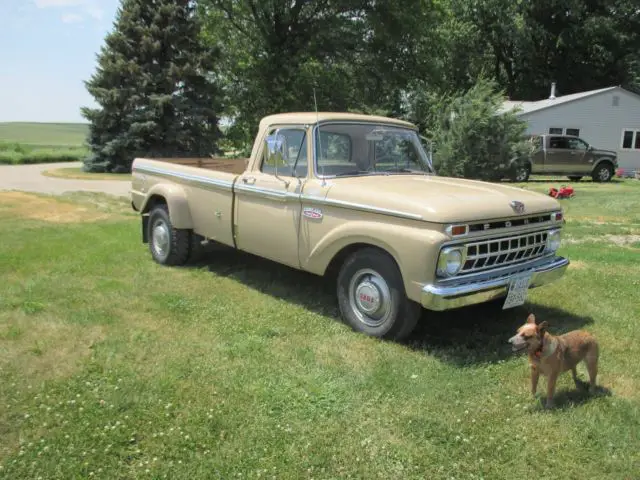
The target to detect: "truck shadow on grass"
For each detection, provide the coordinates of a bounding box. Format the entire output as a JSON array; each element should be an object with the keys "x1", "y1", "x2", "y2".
[
  {"x1": 407, "y1": 302, "x2": 595, "y2": 367},
  {"x1": 194, "y1": 244, "x2": 594, "y2": 367}
]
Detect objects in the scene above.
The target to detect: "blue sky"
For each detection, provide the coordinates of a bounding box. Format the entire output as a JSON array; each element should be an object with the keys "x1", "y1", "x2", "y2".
[{"x1": 0, "y1": 0, "x2": 120, "y2": 123}]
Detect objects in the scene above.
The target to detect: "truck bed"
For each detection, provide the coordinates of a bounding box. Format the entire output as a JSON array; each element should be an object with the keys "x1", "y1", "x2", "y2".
[{"x1": 149, "y1": 157, "x2": 248, "y2": 175}]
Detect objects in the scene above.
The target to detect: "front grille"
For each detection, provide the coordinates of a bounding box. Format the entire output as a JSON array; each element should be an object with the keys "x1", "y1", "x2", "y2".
[
  {"x1": 467, "y1": 214, "x2": 552, "y2": 233},
  {"x1": 460, "y1": 231, "x2": 549, "y2": 274}
]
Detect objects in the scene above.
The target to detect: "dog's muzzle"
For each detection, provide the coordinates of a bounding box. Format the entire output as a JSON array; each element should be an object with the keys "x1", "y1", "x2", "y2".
[{"x1": 508, "y1": 334, "x2": 528, "y2": 352}]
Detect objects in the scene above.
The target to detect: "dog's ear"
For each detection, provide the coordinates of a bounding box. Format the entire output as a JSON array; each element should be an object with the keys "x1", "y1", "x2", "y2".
[
  {"x1": 526, "y1": 313, "x2": 536, "y2": 324},
  {"x1": 538, "y1": 321, "x2": 549, "y2": 335}
]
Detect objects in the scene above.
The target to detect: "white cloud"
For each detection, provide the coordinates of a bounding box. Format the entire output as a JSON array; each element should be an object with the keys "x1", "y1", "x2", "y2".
[
  {"x1": 35, "y1": 0, "x2": 85, "y2": 7},
  {"x1": 85, "y1": 5, "x2": 103, "y2": 20},
  {"x1": 34, "y1": 0, "x2": 104, "y2": 21},
  {"x1": 61, "y1": 12, "x2": 84, "y2": 23}
]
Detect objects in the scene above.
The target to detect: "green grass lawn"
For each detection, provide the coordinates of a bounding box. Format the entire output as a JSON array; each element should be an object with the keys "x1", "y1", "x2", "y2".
[
  {"x1": 41, "y1": 167, "x2": 132, "y2": 181},
  {"x1": 0, "y1": 181, "x2": 639, "y2": 479}
]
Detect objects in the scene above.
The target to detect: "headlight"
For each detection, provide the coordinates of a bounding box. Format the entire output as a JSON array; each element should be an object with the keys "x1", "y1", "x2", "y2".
[
  {"x1": 437, "y1": 247, "x2": 464, "y2": 277},
  {"x1": 546, "y1": 229, "x2": 562, "y2": 253}
]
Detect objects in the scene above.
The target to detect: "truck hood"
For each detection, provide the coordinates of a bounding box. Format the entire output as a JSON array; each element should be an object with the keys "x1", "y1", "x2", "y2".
[
  {"x1": 324, "y1": 174, "x2": 561, "y2": 223},
  {"x1": 591, "y1": 148, "x2": 617, "y2": 158}
]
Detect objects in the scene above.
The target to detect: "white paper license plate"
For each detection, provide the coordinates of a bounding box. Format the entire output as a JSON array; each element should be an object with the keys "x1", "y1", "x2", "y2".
[{"x1": 502, "y1": 272, "x2": 533, "y2": 310}]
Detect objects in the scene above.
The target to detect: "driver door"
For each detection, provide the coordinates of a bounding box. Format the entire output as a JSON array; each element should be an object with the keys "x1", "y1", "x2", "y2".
[
  {"x1": 566, "y1": 137, "x2": 591, "y2": 174},
  {"x1": 234, "y1": 125, "x2": 308, "y2": 269}
]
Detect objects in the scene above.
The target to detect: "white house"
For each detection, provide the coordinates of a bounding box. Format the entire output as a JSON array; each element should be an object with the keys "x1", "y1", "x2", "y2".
[{"x1": 500, "y1": 84, "x2": 640, "y2": 173}]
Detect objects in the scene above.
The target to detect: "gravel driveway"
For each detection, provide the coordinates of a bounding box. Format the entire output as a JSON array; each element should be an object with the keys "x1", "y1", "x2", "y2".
[{"x1": 0, "y1": 162, "x2": 131, "y2": 198}]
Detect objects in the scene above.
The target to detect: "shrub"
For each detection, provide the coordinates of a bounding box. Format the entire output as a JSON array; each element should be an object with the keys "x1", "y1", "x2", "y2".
[{"x1": 409, "y1": 78, "x2": 532, "y2": 181}]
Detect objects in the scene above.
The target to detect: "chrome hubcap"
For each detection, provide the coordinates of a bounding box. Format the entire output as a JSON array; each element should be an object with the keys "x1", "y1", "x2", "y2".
[
  {"x1": 599, "y1": 168, "x2": 610, "y2": 181},
  {"x1": 348, "y1": 269, "x2": 392, "y2": 328},
  {"x1": 516, "y1": 168, "x2": 528, "y2": 181},
  {"x1": 152, "y1": 220, "x2": 170, "y2": 259}
]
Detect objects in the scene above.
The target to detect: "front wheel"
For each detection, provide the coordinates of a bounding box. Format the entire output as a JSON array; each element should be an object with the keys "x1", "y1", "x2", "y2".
[
  {"x1": 592, "y1": 163, "x2": 613, "y2": 182},
  {"x1": 148, "y1": 204, "x2": 191, "y2": 266},
  {"x1": 337, "y1": 248, "x2": 421, "y2": 340}
]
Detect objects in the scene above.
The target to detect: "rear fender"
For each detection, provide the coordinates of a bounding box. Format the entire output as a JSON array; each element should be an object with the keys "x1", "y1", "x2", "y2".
[{"x1": 140, "y1": 183, "x2": 194, "y2": 229}]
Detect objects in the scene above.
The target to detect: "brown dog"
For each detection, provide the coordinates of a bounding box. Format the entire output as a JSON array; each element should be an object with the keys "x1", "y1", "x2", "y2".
[{"x1": 508, "y1": 313, "x2": 599, "y2": 408}]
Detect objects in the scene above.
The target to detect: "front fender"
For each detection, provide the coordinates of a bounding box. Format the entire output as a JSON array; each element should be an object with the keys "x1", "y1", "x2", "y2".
[
  {"x1": 592, "y1": 157, "x2": 617, "y2": 170},
  {"x1": 140, "y1": 183, "x2": 194, "y2": 229},
  {"x1": 305, "y1": 220, "x2": 447, "y2": 302}
]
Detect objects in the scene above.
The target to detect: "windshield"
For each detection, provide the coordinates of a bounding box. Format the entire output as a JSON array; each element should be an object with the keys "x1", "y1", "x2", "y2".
[{"x1": 314, "y1": 123, "x2": 434, "y2": 178}]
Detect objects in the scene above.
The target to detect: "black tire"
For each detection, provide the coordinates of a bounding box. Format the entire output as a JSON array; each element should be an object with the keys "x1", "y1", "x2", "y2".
[
  {"x1": 591, "y1": 162, "x2": 613, "y2": 182},
  {"x1": 336, "y1": 248, "x2": 421, "y2": 340},
  {"x1": 147, "y1": 204, "x2": 191, "y2": 266},
  {"x1": 510, "y1": 163, "x2": 530, "y2": 182},
  {"x1": 188, "y1": 233, "x2": 207, "y2": 263},
  {"x1": 567, "y1": 176, "x2": 582, "y2": 182}
]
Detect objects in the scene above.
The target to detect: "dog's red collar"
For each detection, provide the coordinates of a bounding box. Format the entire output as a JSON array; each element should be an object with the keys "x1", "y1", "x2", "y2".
[{"x1": 533, "y1": 337, "x2": 544, "y2": 358}]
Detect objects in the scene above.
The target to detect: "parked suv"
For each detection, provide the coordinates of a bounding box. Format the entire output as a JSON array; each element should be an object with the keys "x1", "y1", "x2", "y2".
[{"x1": 509, "y1": 134, "x2": 618, "y2": 182}]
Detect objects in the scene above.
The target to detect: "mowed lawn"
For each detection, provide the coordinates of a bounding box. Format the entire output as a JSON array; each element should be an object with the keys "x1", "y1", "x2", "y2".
[{"x1": 0, "y1": 180, "x2": 639, "y2": 479}]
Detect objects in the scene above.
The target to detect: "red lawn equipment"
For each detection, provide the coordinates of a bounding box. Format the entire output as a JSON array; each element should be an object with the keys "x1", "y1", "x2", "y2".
[{"x1": 548, "y1": 185, "x2": 575, "y2": 199}]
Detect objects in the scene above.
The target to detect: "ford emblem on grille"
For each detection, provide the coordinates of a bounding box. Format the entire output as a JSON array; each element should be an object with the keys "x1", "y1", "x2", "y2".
[{"x1": 510, "y1": 200, "x2": 525, "y2": 214}]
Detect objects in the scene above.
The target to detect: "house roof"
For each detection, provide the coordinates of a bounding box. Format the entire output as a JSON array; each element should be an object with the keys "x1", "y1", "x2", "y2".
[{"x1": 499, "y1": 86, "x2": 620, "y2": 115}]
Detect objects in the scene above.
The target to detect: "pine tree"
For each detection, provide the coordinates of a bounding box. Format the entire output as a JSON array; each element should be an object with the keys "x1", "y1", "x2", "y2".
[{"x1": 81, "y1": 0, "x2": 222, "y2": 173}]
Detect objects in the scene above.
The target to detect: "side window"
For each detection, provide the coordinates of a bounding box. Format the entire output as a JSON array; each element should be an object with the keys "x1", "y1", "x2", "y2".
[
  {"x1": 549, "y1": 136, "x2": 569, "y2": 149},
  {"x1": 567, "y1": 138, "x2": 588, "y2": 150},
  {"x1": 261, "y1": 127, "x2": 308, "y2": 177}
]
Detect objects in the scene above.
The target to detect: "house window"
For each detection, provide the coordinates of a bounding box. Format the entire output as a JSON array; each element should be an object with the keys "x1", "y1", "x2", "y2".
[
  {"x1": 566, "y1": 128, "x2": 580, "y2": 137},
  {"x1": 621, "y1": 130, "x2": 640, "y2": 150},
  {"x1": 612, "y1": 95, "x2": 620, "y2": 107},
  {"x1": 549, "y1": 127, "x2": 563, "y2": 135}
]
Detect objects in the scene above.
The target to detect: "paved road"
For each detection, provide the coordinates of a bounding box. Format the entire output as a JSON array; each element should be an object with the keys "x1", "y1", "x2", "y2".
[{"x1": 0, "y1": 162, "x2": 131, "y2": 198}]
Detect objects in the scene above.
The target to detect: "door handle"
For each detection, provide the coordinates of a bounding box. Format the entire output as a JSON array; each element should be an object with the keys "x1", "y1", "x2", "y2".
[{"x1": 242, "y1": 176, "x2": 256, "y2": 185}]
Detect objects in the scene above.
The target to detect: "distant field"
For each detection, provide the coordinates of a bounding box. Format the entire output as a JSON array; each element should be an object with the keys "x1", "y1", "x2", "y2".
[
  {"x1": 0, "y1": 122, "x2": 89, "y2": 165},
  {"x1": 0, "y1": 122, "x2": 88, "y2": 147}
]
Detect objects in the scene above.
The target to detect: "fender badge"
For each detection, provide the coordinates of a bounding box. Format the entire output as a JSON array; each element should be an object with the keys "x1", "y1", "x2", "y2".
[{"x1": 302, "y1": 207, "x2": 323, "y2": 220}]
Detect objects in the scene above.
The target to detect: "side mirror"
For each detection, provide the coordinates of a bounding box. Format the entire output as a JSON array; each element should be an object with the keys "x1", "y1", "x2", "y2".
[{"x1": 265, "y1": 133, "x2": 287, "y2": 167}]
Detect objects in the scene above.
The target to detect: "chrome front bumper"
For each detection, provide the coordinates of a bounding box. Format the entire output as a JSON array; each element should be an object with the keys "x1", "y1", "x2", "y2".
[{"x1": 420, "y1": 255, "x2": 569, "y2": 311}]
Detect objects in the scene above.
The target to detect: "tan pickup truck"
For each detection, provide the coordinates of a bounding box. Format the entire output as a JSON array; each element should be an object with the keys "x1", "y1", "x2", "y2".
[{"x1": 131, "y1": 112, "x2": 569, "y2": 340}]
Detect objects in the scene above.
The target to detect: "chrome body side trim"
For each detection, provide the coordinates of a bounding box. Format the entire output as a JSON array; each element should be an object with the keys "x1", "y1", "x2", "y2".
[
  {"x1": 133, "y1": 165, "x2": 234, "y2": 191},
  {"x1": 420, "y1": 255, "x2": 569, "y2": 311},
  {"x1": 234, "y1": 183, "x2": 295, "y2": 202},
  {"x1": 300, "y1": 194, "x2": 423, "y2": 221}
]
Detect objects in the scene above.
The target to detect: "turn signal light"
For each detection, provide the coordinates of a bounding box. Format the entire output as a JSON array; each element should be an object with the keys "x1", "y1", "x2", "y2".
[{"x1": 447, "y1": 224, "x2": 469, "y2": 236}]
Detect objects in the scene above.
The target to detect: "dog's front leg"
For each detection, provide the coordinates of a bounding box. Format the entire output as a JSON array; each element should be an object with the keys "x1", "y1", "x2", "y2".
[
  {"x1": 531, "y1": 365, "x2": 539, "y2": 397},
  {"x1": 545, "y1": 371, "x2": 559, "y2": 409}
]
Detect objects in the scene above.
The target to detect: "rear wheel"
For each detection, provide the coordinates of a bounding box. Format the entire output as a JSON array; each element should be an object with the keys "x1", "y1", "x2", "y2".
[
  {"x1": 148, "y1": 204, "x2": 191, "y2": 266},
  {"x1": 592, "y1": 163, "x2": 613, "y2": 182},
  {"x1": 337, "y1": 248, "x2": 421, "y2": 340},
  {"x1": 567, "y1": 176, "x2": 582, "y2": 182},
  {"x1": 510, "y1": 163, "x2": 531, "y2": 182}
]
